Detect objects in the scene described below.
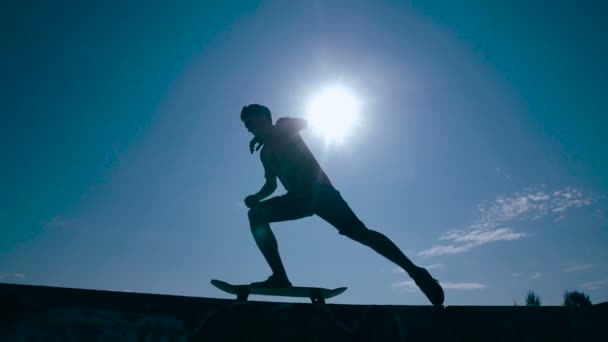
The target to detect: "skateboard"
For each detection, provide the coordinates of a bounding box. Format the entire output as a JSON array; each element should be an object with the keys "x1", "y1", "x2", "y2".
[{"x1": 211, "y1": 279, "x2": 347, "y2": 304}]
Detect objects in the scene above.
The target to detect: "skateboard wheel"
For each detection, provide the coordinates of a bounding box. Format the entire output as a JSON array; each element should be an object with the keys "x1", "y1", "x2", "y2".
[
  {"x1": 236, "y1": 289, "x2": 250, "y2": 301},
  {"x1": 311, "y1": 297, "x2": 325, "y2": 304}
]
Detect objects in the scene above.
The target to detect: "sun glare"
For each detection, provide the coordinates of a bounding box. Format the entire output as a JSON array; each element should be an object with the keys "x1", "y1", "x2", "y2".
[{"x1": 305, "y1": 85, "x2": 360, "y2": 144}]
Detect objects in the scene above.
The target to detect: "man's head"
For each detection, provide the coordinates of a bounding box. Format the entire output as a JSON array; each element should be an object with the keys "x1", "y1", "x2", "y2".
[{"x1": 241, "y1": 104, "x2": 273, "y2": 138}]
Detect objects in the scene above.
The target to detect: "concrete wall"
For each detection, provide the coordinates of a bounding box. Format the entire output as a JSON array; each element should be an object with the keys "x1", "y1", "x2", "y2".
[{"x1": 1, "y1": 283, "x2": 605, "y2": 341}]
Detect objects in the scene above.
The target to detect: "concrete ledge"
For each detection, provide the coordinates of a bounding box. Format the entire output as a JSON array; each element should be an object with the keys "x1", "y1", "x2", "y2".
[{"x1": 1, "y1": 283, "x2": 605, "y2": 341}]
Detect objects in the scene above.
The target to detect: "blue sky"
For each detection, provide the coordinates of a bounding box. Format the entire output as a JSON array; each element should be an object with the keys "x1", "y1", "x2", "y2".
[{"x1": 2, "y1": 0, "x2": 607, "y2": 305}]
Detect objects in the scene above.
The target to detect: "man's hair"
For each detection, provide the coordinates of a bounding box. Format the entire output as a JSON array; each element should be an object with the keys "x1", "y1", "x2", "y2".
[{"x1": 241, "y1": 104, "x2": 272, "y2": 122}]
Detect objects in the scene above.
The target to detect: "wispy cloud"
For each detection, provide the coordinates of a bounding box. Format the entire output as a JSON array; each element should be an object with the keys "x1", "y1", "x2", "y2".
[
  {"x1": 562, "y1": 263, "x2": 592, "y2": 272},
  {"x1": 419, "y1": 186, "x2": 596, "y2": 257},
  {"x1": 0, "y1": 272, "x2": 26, "y2": 281},
  {"x1": 442, "y1": 282, "x2": 488, "y2": 290},
  {"x1": 581, "y1": 279, "x2": 608, "y2": 291},
  {"x1": 426, "y1": 263, "x2": 445, "y2": 270},
  {"x1": 531, "y1": 272, "x2": 543, "y2": 280},
  {"x1": 392, "y1": 280, "x2": 417, "y2": 291},
  {"x1": 419, "y1": 244, "x2": 475, "y2": 257},
  {"x1": 419, "y1": 228, "x2": 526, "y2": 257},
  {"x1": 439, "y1": 228, "x2": 526, "y2": 243},
  {"x1": 393, "y1": 280, "x2": 487, "y2": 291}
]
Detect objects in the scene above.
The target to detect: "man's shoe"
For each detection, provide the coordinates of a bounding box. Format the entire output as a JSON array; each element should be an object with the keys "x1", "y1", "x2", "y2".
[
  {"x1": 249, "y1": 274, "x2": 292, "y2": 288},
  {"x1": 411, "y1": 267, "x2": 444, "y2": 306}
]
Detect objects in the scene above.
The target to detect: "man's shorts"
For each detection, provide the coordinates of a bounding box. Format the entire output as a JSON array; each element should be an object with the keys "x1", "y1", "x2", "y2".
[{"x1": 250, "y1": 184, "x2": 367, "y2": 236}]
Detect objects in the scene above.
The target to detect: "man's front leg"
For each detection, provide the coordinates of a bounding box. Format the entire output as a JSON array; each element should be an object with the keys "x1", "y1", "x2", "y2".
[{"x1": 248, "y1": 208, "x2": 288, "y2": 279}]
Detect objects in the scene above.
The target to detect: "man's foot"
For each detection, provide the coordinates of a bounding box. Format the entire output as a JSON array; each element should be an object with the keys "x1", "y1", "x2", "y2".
[
  {"x1": 249, "y1": 274, "x2": 292, "y2": 288},
  {"x1": 410, "y1": 266, "x2": 444, "y2": 306}
]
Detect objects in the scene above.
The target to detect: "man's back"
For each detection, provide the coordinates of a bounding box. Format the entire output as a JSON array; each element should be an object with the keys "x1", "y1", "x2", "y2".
[{"x1": 260, "y1": 118, "x2": 333, "y2": 193}]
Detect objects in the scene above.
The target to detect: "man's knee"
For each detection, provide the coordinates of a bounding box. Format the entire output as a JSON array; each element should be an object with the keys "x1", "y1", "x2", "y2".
[
  {"x1": 338, "y1": 222, "x2": 371, "y2": 242},
  {"x1": 248, "y1": 208, "x2": 274, "y2": 243},
  {"x1": 248, "y1": 207, "x2": 267, "y2": 224}
]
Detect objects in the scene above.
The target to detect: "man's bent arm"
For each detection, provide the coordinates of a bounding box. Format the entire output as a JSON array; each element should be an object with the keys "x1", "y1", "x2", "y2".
[{"x1": 255, "y1": 177, "x2": 277, "y2": 200}]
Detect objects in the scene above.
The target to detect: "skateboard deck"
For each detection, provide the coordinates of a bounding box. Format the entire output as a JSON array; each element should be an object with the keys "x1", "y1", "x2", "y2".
[{"x1": 211, "y1": 279, "x2": 347, "y2": 304}]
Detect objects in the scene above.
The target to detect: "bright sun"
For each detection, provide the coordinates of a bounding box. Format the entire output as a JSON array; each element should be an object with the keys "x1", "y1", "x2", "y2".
[{"x1": 305, "y1": 85, "x2": 360, "y2": 144}]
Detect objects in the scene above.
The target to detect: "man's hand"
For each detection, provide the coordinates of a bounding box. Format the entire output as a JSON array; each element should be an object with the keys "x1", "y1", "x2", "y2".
[
  {"x1": 244, "y1": 194, "x2": 260, "y2": 208},
  {"x1": 249, "y1": 137, "x2": 264, "y2": 154}
]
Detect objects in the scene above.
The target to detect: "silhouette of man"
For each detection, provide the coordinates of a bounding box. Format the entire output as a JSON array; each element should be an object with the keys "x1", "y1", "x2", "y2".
[{"x1": 241, "y1": 104, "x2": 444, "y2": 306}]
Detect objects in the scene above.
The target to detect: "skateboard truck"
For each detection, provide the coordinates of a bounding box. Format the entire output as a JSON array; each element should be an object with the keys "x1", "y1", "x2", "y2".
[
  {"x1": 235, "y1": 288, "x2": 250, "y2": 301},
  {"x1": 310, "y1": 289, "x2": 325, "y2": 304}
]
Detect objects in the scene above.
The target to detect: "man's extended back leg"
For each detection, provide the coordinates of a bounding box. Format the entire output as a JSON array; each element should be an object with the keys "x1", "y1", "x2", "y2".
[
  {"x1": 312, "y1": 187, "x2": 417, "y2": 273},
  {"x1": 312, "y1": 186, "x2": 444, "y2": 306}
]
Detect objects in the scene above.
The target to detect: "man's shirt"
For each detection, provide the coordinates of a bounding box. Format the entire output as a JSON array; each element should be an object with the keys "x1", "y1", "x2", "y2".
[{"x1": 260, "y1": 118, "x2": 333, "y2": 194}]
